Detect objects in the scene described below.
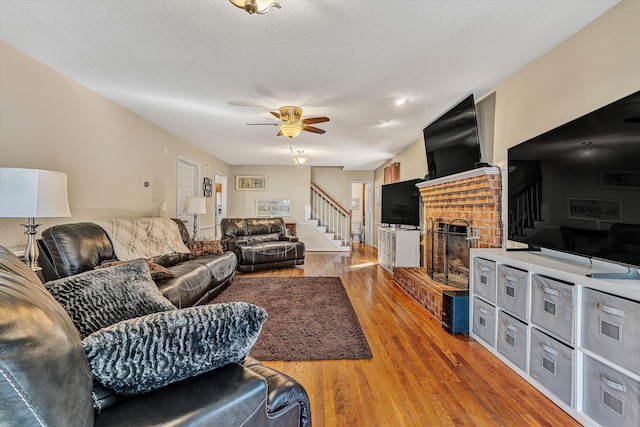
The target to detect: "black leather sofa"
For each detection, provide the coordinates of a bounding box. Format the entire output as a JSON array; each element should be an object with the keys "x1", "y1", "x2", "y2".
[
  {"x1": 221, "y1": 218, "x2": 305, "y2": 273},
  {"x1": 37, "y1": 219, "x2": 236, "y2": 307},
  {"x1": 0, "y1": 245, "x2": 311, "y2": 426}
]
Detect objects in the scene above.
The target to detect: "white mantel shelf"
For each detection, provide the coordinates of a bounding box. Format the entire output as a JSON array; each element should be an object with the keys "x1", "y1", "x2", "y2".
[{"x1": 416, "y1": 167, "x2": 501, "y2": 188}]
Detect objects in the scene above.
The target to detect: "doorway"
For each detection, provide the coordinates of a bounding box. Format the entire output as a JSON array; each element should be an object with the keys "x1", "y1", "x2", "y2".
[
  {"x1": 176, "y1": 156, "x2": 200, "y2": 238},
  {"x1": 350, "y1": 181, "x2": 373, "y2": 245},
  {"x1": 214, "y1": 173, "x2": 227, "y2": 239}
]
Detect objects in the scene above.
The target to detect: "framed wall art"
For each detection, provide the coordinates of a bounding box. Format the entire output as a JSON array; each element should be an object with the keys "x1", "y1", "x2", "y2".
[
  {"x1": 203, "y1": 177, "x2": 213, "y2": 198},
  {"x1": 236, "y1": 175, "x2": 268, "y2": 191},
  {"x1": 256, "y1": 199, "x2": 291, "y2": 217}
]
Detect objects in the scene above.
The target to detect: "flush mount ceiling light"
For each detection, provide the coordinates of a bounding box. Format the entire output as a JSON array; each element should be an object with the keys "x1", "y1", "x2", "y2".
[
  {"x1": 394, "y1": 97, "x2": 408, "y2": 106},
  {"x1": 293, "y1": 150, "x2": 308, "y2": 166},
  {"x1": 280, "y1": 123, "x2": 302, "y2": 138},
  {"x1": 577, "y1": 141, "x2": 598, "y2": 159},
  {"x1": 229, "y1": 0, "x2": 280, "y2": 14}
]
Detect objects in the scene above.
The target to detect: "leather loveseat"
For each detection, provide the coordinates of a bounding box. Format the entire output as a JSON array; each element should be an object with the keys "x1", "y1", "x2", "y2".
[
  {"x1": 0, "y1": 245, "x2": 311, "y2": 426},
  {"x1": 221, "y1": 218, "x2": 305, "y2": 273},
  {"x1": 37, "y1": 218, "x2": 236, "y2": 308}
]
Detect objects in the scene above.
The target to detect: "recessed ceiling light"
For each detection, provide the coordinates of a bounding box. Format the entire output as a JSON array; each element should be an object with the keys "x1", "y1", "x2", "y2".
[{"x1": 394, "y1": 97, "x2": 408, "y2": 106}]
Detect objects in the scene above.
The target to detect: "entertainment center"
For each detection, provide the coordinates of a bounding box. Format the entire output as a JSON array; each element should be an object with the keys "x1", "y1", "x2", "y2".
[
  {"x1": 469, "y1": 249, "x2": 640, "y2": 427},
  {"x1": 470, "y1": 89, "x2": 640, "y2": 426},
  {"x1": 377, "y1": 226, "x2": 420, "y2": 274}
]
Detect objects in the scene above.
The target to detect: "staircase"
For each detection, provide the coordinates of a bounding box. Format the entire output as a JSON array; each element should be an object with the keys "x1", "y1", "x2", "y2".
[{"x1": 308, "y1": 182, "x2": 351, "y2": 252}]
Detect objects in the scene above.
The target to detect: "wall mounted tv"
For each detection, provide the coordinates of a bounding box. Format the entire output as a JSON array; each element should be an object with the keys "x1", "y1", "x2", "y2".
[
  {"x1": 381, "y1": 179, "x2": 422, "y2": 227},
  {"x1": 423, "y1": 94, "x2": 482, "y2": 180},
  {"x1": 508, "y1": 89, "x2": 640, "y2": 269}
]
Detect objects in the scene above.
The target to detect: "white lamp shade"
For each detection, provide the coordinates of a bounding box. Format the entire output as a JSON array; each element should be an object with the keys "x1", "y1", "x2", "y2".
[
  {"x1": 0, "y1": 168, "x2": 71, "y2": 218},
  {"x1": 186, "y1": 197, "x2": 207, "y2": 215}
]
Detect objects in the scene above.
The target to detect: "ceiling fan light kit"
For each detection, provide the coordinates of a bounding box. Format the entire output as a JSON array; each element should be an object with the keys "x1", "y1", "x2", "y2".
[
  {"x1": 246, "y1": 105, "x2": 330, "y2": 139},
  {"x1": 293, "y1": 150, "x2": 308, "y2": 166},
  {"x1": 229, "y1": 0, "x2": 280, "y2": 14},
  {"x1": 280, "y1": 123, "x2": 302, "y2": 138}
]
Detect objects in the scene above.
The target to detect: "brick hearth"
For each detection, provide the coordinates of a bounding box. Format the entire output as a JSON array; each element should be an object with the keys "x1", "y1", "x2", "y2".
[{"x1": 393, "y1": 267, "x2": 459, "y2": 319}]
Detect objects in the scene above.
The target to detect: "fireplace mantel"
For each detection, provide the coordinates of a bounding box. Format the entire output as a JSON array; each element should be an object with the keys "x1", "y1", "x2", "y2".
[{"x1": 416, "y1": 166, "x2": 501, "y2": 189}]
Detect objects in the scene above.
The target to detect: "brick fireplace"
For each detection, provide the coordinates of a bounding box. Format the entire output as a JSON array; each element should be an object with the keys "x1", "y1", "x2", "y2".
[{"x1": 394, "y1": 167, "x2": 502, "y2": 319}]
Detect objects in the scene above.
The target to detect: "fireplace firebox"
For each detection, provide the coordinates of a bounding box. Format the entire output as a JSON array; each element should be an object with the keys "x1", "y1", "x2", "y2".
[{"x1": 425, "y1": 218, "x2": 478, "y2": 289}]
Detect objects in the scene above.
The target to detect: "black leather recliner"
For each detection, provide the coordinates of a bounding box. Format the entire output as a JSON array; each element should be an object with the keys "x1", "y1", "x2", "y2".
[
  {"x1": 0, "y1": 246, "x2": 311, "y2": 426},
  {"x1": 221, "y1": 218, "x2": 305, "y2": 273}
]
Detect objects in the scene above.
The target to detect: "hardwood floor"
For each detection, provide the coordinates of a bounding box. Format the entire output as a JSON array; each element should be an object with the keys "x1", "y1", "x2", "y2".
[{"x1": 240, "y1": 244, "x2": 579, "y2": 426}]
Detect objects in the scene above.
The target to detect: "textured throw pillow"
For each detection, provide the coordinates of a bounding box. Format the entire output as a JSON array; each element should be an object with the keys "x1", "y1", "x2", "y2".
[
  {"x1": 45, "y1": 258, "x2": 176, "y2": 338},
  {"x1": 147, "y1": 261, "x2": 176, "y2": 280},
  {"x1": 147, "y1": 252, "x2": 191, "y2": 268},
  {"x1": 97, "y1": 259, "x2": 176, "y2": 281},
  {"x1": 187, "y1": 240, "x2": 224, "y2": 257},
  {"x1": 83, "y1": 302, "x2": 267, "y2": 395}
]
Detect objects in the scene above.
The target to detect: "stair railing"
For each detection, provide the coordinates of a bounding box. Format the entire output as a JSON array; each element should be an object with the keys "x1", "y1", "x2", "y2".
[
  {"x1": 310, "y1": 181, "x2": 352, "y2": 245},
  {"x1": 509, "y1": 178, "x2": 542, "y2": 238}
]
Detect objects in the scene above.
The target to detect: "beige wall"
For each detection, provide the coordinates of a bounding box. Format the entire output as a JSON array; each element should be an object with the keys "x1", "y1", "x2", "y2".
[
  {"x1": 228, "y1": 165, "x2": 311, "y2": 224},
  {"x1": 0, "y1": 41, "x2": 229, "y2": 250},
  {"x1": 373, "y1": 138, "x2": 427, "y2": 242},
  {"x1": 311, "y1": 167, "x2": 374, "y2": 209},
  {"x1": 493, "y1": 0, "x2": 640, "y2": 163}
]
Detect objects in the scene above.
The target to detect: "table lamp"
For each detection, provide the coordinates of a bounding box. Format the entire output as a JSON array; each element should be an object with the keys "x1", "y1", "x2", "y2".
[
  {"x1": 186, "y1": 197, "x2": 206, "y2": 240},
  {"x1": 0, "y1": 168, "x2": 71, "y2": 271}
]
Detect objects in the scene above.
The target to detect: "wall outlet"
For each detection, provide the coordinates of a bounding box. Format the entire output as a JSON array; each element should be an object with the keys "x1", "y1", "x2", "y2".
[{"x1": 162, "y1": 202, "x2": 168, "y2": 211}]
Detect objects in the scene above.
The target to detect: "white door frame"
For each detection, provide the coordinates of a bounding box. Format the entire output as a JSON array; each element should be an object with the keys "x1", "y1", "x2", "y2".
[
  {"x1": 350, "y1": 180, "x2": 373, "y2": 245},
  {"x1": 214, "y1": 172, "x2": 227, "y2": 238},
  {"x1": 176, "y1": 156, "x2": 200, "y2": 237}
]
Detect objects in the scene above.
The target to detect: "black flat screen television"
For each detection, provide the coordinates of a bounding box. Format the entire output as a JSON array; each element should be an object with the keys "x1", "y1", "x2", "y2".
[
  {"x1": 508, "y1": 89, "x2": 640, "y2": 268},
  {"x1": 381, "y1": 179, "x2": 422, "y2": 226},
  {"x1": 423, "y1": 94, "x2": 482, "y2": 180}
]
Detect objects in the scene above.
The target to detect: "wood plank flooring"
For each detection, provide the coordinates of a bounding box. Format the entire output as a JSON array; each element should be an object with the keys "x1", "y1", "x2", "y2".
[{"x1": 240, "y1": 244, "x2": 579, "y2": 426}]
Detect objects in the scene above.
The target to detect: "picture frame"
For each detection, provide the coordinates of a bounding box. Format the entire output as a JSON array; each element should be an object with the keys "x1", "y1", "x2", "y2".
[
  {"x1": 203, "y1": 177, "x2": 213, "y2": 198},
  {"x1": 236, "y1": 175, "x2": 268, "y2": 191},
  {"x1": 567, "y1": 198, "x2": 621, "y2": 221},
  {"x1": 352, "y1": 197, "x2": 360, "y2": 210},
  {"x1": 256, "y1": 199, "x2": 291, "y2": 217}
]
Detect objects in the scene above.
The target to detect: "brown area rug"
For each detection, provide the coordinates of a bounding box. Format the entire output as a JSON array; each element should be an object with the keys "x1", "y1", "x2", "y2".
[{"x1": 212, "y1": 276, "x2": 373, "y2": 361}]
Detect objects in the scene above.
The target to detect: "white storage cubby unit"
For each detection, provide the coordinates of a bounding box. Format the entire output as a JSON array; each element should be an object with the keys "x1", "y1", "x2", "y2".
[
  {"x1": 469, "y1": 248, "x2": 640, "y2": 427},
  {"x1": 377, "y1": 227, "x2": 420, "y2": 274}
]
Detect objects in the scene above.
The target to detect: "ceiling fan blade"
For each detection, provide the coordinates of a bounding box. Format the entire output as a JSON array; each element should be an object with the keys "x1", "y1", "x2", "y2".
[
  {"x1": 302, "y1": 117, "x2": 330, "y2": 125},
  {"x1": 303, "y1": 126, "x2": 326, "y2": 134},
  {"x1": 277, "y1": 129, "x2": 283, "y2": 136},
  {"x1": 246, "y1": 123, "x2": 279, "y2": 126},
  {"x1": 270, "y1": 111, "x2": 282, "y2": 120}
]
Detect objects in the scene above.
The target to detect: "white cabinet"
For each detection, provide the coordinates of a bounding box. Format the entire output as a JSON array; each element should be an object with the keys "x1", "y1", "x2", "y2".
[
  {"x1": 377, "y1": 227, "x2": 419, "y2": 274},
  {"x1": 469, "y1": 248, "x2": 640, "y2": 427}
]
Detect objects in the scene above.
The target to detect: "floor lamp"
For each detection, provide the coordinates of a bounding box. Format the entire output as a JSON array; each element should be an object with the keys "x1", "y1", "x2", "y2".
[
  {"x1": 186, "y1": 197, "x2": 207, "y2": 241},
  {"x1": 0, "y1": 168, "x2": 71, "y2": 272}
]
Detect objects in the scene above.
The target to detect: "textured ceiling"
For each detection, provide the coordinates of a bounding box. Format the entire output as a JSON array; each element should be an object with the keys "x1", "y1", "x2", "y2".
[{"x1": 0, "y1": 0, "x2": 619, "y2": 170}]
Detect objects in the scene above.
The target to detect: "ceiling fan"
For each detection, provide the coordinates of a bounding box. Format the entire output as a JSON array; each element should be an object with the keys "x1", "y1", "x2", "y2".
[{"x1": 247, "y1": 106, "x2": 329, "y2": 138}]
